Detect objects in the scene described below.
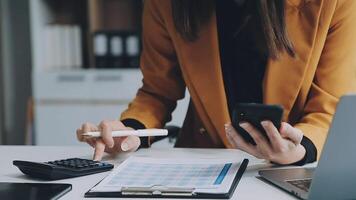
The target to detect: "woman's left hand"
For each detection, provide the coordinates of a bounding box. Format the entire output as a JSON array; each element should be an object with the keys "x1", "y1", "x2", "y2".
[{"x1": 225, "y1": 121, "x2": 306, "y2": 165}]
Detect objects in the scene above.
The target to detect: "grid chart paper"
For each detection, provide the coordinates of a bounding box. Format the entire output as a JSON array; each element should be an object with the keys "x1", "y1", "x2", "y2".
[
  {"x1": 90, "y1": 157, "x2": 242, "y2": 193},
  {"x1": 107, "y1": 162, "x2": 232, "y2": 188}
]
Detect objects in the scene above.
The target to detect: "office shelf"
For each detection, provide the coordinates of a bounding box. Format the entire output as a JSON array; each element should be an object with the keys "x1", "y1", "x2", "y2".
[
  {"x1": 29, "y1": 0, "x2": 189, "y2": 145},
  {"x1": 33, "y1": 69, "x2": 142, "y2": 101}
]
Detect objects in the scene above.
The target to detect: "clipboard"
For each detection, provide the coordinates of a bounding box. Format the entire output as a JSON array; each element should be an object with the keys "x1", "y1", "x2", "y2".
[{"x1": 85, "y1": 159, "x2": 249, "y2": 199}]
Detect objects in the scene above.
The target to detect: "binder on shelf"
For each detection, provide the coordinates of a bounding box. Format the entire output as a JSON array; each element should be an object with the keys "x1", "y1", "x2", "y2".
[
  {"x1": 93, "y1": 31, "x2": 141, "y2": 69},
  {"x1": 42, "y1": 25, "x2": 83, "y2": 71},
  {"x1": 94, "y1": 33, "x2": 110, "y2": 69},
  {"x1": 109, "y1": 35, "x2": 125, "y2": 68},
  {"x1": 126, "y1": 34, "x2": 141, "y2": 68},
  {"x1": 52, "y1": 25, "x2": 62, "y2": 70},
  {"x1": 72, "y1": 26, "x2": 83, "y2": 69},
  {"x1": 62, "y1": 25, "x2": 72, "y2": 70}
]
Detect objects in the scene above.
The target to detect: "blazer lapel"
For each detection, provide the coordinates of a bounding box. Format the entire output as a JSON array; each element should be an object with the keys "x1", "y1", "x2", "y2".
[
  {"x1": 177, "y1": 11, "x2": 231, "y2": 147},
  {"x1": 264, "y1": 0, "x2": 323, "y2": 120}
]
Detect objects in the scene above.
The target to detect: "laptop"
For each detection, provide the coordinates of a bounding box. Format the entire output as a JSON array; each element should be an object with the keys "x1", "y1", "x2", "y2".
[{"x1": 259, "y1": 94, "x2": 356, "y2": 200}]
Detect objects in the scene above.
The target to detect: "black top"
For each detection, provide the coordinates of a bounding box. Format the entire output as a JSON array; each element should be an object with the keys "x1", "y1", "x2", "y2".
[
  {"x1": 123, "y1": 0, "x2": 317, "y2": 165},
  {"x1": 216, "y1": 0, "x2": 266, "y2": 114}
]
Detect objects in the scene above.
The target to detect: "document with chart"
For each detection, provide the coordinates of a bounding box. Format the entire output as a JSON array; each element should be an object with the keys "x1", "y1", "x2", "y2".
[{"x1": 86, "y1": 156, "x2": 249, "y2": 198}]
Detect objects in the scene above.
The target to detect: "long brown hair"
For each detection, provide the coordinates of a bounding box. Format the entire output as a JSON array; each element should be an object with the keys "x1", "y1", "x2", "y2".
[{"x1": 171, "y1": 0, "x2": 295, "y2": 59}]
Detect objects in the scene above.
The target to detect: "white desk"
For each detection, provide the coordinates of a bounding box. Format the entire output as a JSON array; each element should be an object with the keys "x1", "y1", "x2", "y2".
[{"x1": 0, "y1": 146, "x2": 306, "y2": 200}]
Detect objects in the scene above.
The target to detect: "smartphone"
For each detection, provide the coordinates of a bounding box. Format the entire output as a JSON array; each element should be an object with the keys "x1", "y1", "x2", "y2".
[{"x1": 232, "y1": 103, "x2": 284, "y2": 145}]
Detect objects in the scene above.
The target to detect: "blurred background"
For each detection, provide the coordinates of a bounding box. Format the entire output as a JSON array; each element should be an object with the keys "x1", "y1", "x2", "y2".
[{"x1": 0, "y1": 0, "x2": 189, "y2": 146}]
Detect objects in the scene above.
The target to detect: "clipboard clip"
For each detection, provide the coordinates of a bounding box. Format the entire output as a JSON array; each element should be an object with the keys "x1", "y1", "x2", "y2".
[{"x1": 121, "y1": 185, "x2": 195, "y2": 196}]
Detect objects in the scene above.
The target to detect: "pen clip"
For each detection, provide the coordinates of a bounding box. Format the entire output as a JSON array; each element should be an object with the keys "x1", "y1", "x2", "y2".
[{"x1": 121, "y1": 185, "x2": 195, "y2": 196}]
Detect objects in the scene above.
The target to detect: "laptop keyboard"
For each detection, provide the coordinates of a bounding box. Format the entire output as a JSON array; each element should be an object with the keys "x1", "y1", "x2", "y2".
[{"x1": 286, "y1": 179, "x2": 312, "y2": 192}]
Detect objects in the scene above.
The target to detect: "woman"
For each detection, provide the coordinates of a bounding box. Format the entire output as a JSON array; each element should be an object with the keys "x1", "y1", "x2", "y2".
[{"x1": 77, "y1": 0, "x2": 356, "y2": 164}]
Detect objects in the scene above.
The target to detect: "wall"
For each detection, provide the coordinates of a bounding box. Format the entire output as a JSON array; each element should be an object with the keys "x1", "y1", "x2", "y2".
[
  {"x1": 0, "y1": 0, "x2": 32, "y2": 144},
  {"x1": 0, "y1": 0, "x2": 4, "y2": 144}
]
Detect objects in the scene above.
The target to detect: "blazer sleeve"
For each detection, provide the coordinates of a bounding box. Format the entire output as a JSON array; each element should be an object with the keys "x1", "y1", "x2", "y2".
[
  {"x1": 294, "y1": 0, "x2": 356, "y2": 158},
  {"x1": 120, "y1": 0, "x2": 186, "y2": 128}
]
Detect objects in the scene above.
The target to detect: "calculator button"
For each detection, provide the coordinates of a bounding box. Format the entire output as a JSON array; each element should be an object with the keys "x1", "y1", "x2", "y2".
[{"x1": 44, "y1": 158, "x2": 113, "y2": 170}]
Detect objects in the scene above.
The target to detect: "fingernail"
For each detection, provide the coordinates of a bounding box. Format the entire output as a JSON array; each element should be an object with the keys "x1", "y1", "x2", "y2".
[
  {"x1": 261, "y1": 121, "x2": 269, "y2": 127},
  {"x1": 224, "y1": 124, "x2": 229, "y2": 131},
  {"x1": 225, "y1": 124, "x2": 232, "y2": 132},
  {"x1": 93, "y1": 156, "x2": 100, "y2": 161},
  {"x1": 239, "y1": 122, "x2": 248, "y2": 128},
  {"x1": 121, "y1": 142, "x2": 129, "y2": 151}
]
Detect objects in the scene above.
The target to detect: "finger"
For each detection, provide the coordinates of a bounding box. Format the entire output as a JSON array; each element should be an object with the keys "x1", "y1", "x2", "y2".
[
  {"x1": 82, "y1": 122, "x2": 98, "y2": 133},
  {"x1": 224, "y1": 123, "x2": 258, "y2": 155},
  {"x1": 109, "y1": 120, "x2": 127, "y2": 130},
  {"x1": 261, "y1": 121, "x2": 284, "y2": 148},
  {"x1": 93, "y1": 139, "x2": 106, "y2": 161},
  {"x1": 86, "y1": 138, "x2": 96, "y2": 148},
  {"x1": 76, "y1": 128, "x2": 84, "y2": 142},
  {"x1": 80, "y1": 122, "x2": 98, "y2": 141},
  {"x1": 239, "y1": 122, "x2": 269, "y2": 147},
  {"x1": 225, "y1": 124, "x2": 243, "y2": 148},
  {"x1": 99, "y1": 121, "x2": 115, "y2": 148},
  {"x1": 225, "y1": 125, "x2": 238, "y2": 148},
  {"x1": 280, "y1": 122, "x2": 303, "y2": 144},
  {"x1": 121, "y1": 135, "x2": 141, "y2": 152}
]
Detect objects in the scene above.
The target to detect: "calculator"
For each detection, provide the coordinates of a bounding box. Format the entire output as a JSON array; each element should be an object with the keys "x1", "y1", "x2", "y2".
[{"x1": 13, "y1": 158, "x2": 114, "y2": 180}]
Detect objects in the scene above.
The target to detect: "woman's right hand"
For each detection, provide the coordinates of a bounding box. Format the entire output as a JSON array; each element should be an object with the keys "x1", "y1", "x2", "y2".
[{"x1": 76, "y1": 120, "x2": 141, "y2": 161}]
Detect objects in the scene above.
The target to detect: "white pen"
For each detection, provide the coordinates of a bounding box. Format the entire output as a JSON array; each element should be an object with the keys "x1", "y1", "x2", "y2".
[{"x1": 82, "y1": 129, "x2": 168, "y2": 138}]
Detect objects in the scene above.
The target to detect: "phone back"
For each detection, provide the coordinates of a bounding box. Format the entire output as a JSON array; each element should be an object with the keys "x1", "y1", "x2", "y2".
[{"x1": 232, "y1": 103, "x2": 283, "y2": 145}]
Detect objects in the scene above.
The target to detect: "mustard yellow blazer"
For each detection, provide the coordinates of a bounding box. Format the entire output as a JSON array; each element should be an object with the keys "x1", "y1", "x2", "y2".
[{"x1": 121, "y1": 0, "x2": 356, "y2": 158}]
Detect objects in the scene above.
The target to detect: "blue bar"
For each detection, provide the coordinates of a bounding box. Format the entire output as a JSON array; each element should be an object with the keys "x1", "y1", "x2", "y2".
[{"x1": 214, "y1": 163, "x2": 232, "y2": 185}]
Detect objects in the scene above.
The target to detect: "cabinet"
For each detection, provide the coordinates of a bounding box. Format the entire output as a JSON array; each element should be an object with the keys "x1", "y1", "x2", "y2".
[{"x1": 30, "y1": 0, "x2": 189, "y2": 145}]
